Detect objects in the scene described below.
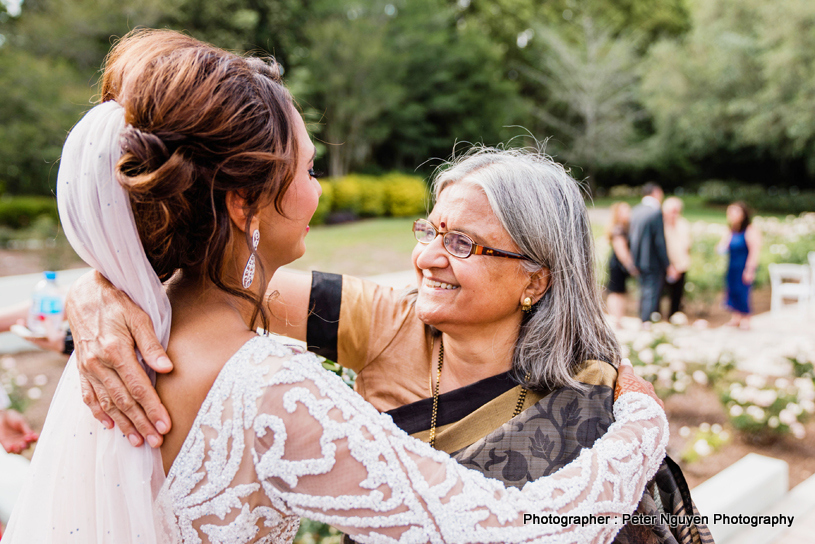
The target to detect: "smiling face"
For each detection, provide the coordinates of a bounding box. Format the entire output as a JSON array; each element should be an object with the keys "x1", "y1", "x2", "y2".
[
  {"x1": 412, "y1": 182, "x2": 538, "y2": 335},
  {"x1": 726, "y1": 204, "x2": 744, "y2": 230},
  {"x1": 255, "y1": 109, "x2": 321, "y2": 270}
]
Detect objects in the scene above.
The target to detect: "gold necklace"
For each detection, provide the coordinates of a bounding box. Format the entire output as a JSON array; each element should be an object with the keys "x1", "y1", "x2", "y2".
[{"x1": 428, "y1": 337, "x2": 530, "y2": 449}]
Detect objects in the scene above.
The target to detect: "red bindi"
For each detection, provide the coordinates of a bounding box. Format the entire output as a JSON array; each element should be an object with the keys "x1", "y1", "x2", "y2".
[{"x1": 440, "y1": 221, "x2": 446, "y2": 229}]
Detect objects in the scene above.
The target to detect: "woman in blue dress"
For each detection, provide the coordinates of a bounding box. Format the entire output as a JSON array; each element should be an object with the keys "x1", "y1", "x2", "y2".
[{"x1": 718, "y1": 201, "x2": 761, "y2": 329}]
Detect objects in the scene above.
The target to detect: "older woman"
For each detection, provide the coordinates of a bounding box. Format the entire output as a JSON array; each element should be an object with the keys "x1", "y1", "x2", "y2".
[{"x1": 68, "y1": 148, "x2": 706, "y2": 542}]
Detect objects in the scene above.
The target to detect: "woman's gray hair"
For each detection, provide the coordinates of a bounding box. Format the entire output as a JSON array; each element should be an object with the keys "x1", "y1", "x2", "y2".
[{"x1": 432, "y1": 145, "x2": 621, "y2": 391}]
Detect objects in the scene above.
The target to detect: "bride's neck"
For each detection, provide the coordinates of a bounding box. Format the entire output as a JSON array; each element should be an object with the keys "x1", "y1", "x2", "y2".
[{"x1": 166, "y1": 269, "x2": 271, "y2": 333}]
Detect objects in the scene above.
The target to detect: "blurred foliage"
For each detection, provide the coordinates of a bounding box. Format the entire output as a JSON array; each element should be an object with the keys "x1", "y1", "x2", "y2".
[
  {"x1": 1, "y1": 0, "x2": 814, "y2": 198},
  {"x1": 355, "y1": 176, "x2": 388, "y2": 217},
  {"x1": 294, "y1": 517, "x2": 342, "y2": 544},
  {"x1": 0, "y1": 195, "x2": 58, "y2": 228},
  {"x1": 641, "y1": 0, "x2": 815, "y2": 185},
  {"x1": 314, "y1": 173, "x2": 427, "y2": 222},
  {"x1": 382, "y1": 173, "x2": 429, "y2": 217},
  {"x1": 0, "y1": 48, "x2": 88, "y2": 194},
  {"x1": 329, "y1": 176, "x2": 364, "y2": 214},
  {"x1": 697, "y1": 180, "x2": 815, "y2": 215},
  {"x1": 311, "y1": 180, "x2": 334, "y2": 225}
]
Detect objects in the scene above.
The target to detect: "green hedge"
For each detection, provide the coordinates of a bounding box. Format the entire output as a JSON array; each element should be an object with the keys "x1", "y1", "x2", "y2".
[
  {"x1": 0, "y1": 196, "x2": 58, "y2": 229},
  {"x1": 382, "y1": 173, "x2": 428, "y2": 217},
  {"x1": 698, "y1": 180, "x2": 815, "y2": 214},
  {"x1": 311, "y1": 173, "x2": 428, "y2": 224},
  {"x1": 311, "y1": 180, "x2": 334, "y2": 225}
]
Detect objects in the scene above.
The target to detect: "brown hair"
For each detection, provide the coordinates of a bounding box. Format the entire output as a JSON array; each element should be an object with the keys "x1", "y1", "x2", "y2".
[
  {"x1": 605, "y1": 201, "x2": 631, "y2": 241},
  {"x1": 101, "y1": 29, "x2": 298, "y2": 329},
  {"x1": 728, "y1": 201, "x2": 751, "y2": 233}
]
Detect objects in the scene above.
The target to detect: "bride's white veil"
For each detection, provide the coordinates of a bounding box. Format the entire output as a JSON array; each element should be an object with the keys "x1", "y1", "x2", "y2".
[{"x1": 4, "y1": 101, "x2": 169, "y2": 542}]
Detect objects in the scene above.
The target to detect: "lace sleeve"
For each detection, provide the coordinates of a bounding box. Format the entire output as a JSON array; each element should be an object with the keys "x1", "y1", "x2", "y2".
[{"x1": 254, "y1": 352, "x2": 668, "y2": 544}]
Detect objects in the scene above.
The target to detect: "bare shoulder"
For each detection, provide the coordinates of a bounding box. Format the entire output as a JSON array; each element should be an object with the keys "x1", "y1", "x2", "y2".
[{"x1": 158, "y1": 314, "x2": 257, "y2": 472}]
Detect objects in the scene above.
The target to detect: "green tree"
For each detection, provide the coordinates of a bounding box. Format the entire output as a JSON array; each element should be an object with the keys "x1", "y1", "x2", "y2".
[
  {"x1": 520, "y1": 17, "x2": 649, "y2": 191},
  {"x1": 641, "y1": 0, "x2": 763, "y2": 163},
  {"x1": 0, "y1": 0, "x2": 165, "y2": 194},
  {"x1": 291, "y1": 0, "x2": 521, "y2": 176},
  {"x1": 641, "y1": 0, "x2": 815, "y2": 185},
  {"x1": 741, "y1": 0, "x2": 815, "y2": 177},
  {"x1": 290, "y1": 6, "x2": 406, "y2": 177},
  {"x1": 0, "y1": 48, "x2": 88, "y2": 193},
  {"x1": 374, "y1": 0, "x2": 521, "y2": 171},
  {"x1": 158, "y1": 0, "x2": 308, "y2": 70}
]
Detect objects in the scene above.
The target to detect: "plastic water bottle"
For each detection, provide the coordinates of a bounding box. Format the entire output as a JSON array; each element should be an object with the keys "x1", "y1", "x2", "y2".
[{"x1": 27, "y1": 271, "x2": 65, "y2": 336}]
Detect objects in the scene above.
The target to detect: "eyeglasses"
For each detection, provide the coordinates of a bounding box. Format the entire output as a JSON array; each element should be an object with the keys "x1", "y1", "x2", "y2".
[{"x1": 412, "y1": 219, "x2": 531, "y2": 260}]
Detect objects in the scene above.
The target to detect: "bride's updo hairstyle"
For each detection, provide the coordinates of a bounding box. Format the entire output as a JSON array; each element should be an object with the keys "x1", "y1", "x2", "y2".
[{"x1": 100, "y1": 29, "x2": 298, "y2": 328}]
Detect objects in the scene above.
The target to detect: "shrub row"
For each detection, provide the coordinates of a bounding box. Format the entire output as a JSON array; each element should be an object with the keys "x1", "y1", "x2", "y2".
[
  {"x1": 0, "y1": 196, "x2": 58, "y2": 229},
  {"x1": 0, "y1": 174, "x2": 426, "y2": 231},
  {"x1": 312, "y1": 173, "x2": 429, "y2": 225},
  {"x1": 698, "y1": 180, "x2": 815, "y2": 214}
]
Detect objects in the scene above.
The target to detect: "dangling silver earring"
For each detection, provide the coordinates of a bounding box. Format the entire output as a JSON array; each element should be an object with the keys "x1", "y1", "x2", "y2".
[{"x1": 242, "y1": 229, "x2": 260, "y2": 289}]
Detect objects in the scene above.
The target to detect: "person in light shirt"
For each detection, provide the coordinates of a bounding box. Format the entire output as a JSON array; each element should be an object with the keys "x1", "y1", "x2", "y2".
[{"x1": 662, "y1": 196, "x2": 691, "y2": 319}]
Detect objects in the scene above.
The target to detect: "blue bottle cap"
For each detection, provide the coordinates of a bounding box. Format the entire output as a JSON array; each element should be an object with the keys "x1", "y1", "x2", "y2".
[{"x1": 44, "y1": 271, "x2": 57, "y2": 280}]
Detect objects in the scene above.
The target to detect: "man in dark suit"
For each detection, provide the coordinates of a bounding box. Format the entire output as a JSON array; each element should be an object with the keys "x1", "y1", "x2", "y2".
[{"x1": 629, "y1": 183, "x2": 676, "y2": 326}]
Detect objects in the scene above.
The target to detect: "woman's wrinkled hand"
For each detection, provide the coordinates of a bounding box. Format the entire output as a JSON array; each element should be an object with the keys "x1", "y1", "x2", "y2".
[
  {"x1": 67, "y1": 270, "x2": 173, "y2": 448},
  {"x1": 614, "y1": 358, "x2": 664, "y2": 410}
]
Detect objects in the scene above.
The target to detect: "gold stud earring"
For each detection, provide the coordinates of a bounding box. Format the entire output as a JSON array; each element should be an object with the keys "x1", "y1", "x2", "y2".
[{"x1": 522, "y1": 297, "x2": 533, "y2": 313}]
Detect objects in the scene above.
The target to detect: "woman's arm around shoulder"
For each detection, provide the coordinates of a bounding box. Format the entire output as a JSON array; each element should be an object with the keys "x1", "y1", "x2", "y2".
[
  {"x1": 252, "y1": 354, "x2": 667, "y2": 543},
  {"x1": 264, "y1": 268, "x2": 313, "y2": 341}
]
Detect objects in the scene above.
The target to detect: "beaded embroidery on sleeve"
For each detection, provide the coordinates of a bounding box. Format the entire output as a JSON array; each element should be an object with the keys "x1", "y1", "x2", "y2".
[{"x1": 155, "y1": 335, "x2": 668, "y2": 544}]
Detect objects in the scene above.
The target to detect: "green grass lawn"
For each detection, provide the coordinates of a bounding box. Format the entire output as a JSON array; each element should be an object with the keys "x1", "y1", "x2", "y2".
[{"x1": 287, "y1": 217, "x2": 420, "y2": 276}]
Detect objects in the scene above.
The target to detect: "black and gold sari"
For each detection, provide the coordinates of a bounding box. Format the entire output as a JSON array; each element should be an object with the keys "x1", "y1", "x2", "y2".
[
  {"x1": 385, "y1": 364, "x2": 713, "y2": 544},
  {"x1": 306, "y1": 272, "x2": 712, "y2": 544}
]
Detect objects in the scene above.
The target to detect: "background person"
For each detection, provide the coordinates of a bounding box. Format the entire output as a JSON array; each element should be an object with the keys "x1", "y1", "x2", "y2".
[
  {"x1": 662, "y1": 196, "x2": 691, "y2": 319},
  {"x1": 629, "y1": 183, "x2": 676, "y2": 326},
  {"x1": 718, "y1": 201, "x2": 761, "y2": 330},
  {"x1": 605, "y1": 202, "x2": 638, "y2": 328}
]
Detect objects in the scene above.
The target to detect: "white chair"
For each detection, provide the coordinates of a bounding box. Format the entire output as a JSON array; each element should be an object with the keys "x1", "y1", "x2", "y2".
[
  {"x1": 769, "y1": 263, "x2": 811, "y2": 316},
  {"x1": 809, "y1": 252, "x2": 815, "y2": 298}
]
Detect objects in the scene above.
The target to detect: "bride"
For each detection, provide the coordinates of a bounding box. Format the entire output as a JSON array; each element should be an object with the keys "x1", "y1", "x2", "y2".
[{"x1": 5, "y1": 29, "x2": 667, "y2": 543}]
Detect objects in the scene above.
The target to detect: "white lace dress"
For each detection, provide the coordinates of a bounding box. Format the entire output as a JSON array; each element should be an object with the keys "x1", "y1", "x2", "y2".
[{"x1": 154, "y1": 335, "x2": 668, "y2": 544}]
